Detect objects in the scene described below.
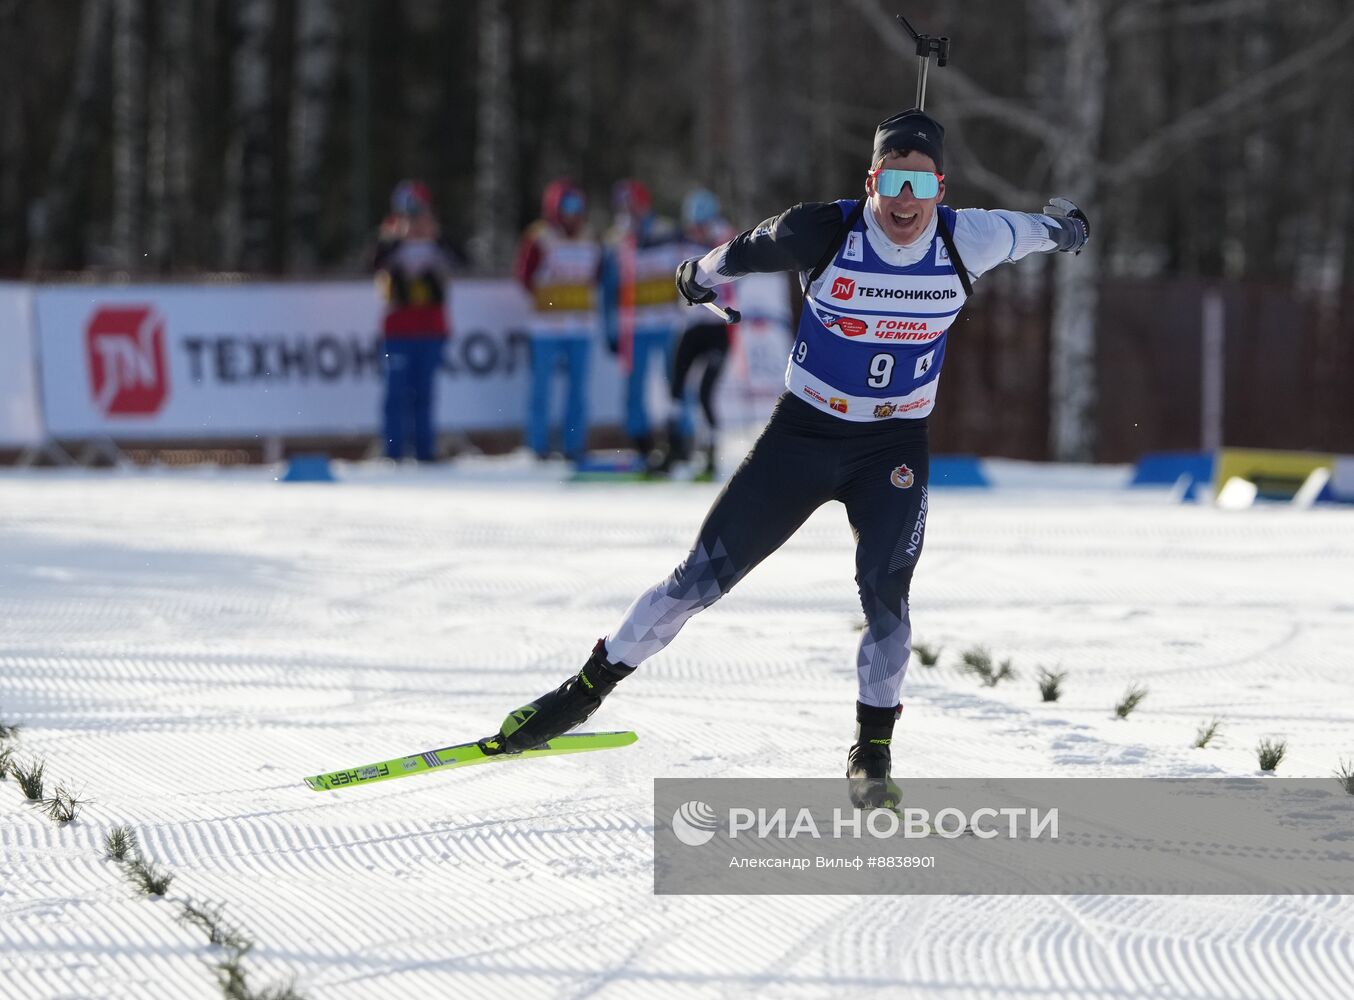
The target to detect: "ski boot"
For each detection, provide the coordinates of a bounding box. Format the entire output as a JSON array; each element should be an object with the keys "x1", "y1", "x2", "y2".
[
  {"x1": 694, "y1": 442, "x2": 717, "y2": 483},
  {"x1": 632, "y1": 433, "x2": 664, "y2": 477},
  {"x1": 846, "y1": 702, "x2": 902, "y2": 809},
  {"x1": 665, "y1": 417, "x2": 693, "y2": 470},
  {"x1": 484, "y1": 639, "x2": 634, "y2": 754}
]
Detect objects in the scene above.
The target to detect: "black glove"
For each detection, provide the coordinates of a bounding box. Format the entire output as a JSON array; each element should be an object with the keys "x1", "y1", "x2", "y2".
[
  {"x1": 675, "y1": 258, "x2": 716, "y2": 305},
  {"x1": 1043, "y1": 197, "x2": 1090, "y2": 254}
]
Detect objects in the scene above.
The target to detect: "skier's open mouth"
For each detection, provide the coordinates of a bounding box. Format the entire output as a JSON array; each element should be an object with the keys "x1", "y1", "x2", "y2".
[{"x1": 891, "y1": 211, "x2": 917, "y2": 227}]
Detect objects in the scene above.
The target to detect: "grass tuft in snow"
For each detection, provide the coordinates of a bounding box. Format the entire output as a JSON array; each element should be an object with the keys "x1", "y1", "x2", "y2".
[
  {"x1": 105, "y1": 825, "x2": 138, "y2": 861},
  {"x1": 124, "y1": 855, "x2": 174, "y2": 897},
  {"x1": 0, "y1": 743, "x2": 15, "y2": 777},
  {"x1": 42, "y1": 783, "x2": 85, "y2": 824},
  {"x1": 12, "y1": 757, "x2": 45, "y2": 800},
  {"x1": 959, "y1": 646, "x2": 1016, "y2": 687},
  {"x1": 1257, "y1": 738, "x2": 1287, "y2": 773},
  {"x1": 1037, "y1": 667, "x2": 1067, "y2": 702},
  {"x1": 180, "y1": 899, "x2": 253, "y2": 951},
  {"x1": 105, "y1": 834, "x2": 305, "y2": 995},
  {"x1": 1335, "y1": 759, "x2": 1354, "y2": 795},
  {"x1": 914, "y1": 642, "x2": 942, "y2": 667},
  {"x1": 0, "y1": 721, "x2": 19, "y2": 741},
  {"x1": 1193, "y1": 718, "x2": 1223, "y2": 748},
  {"x1": 215, "y1": 949, "x2": 307, "y2": 1000},
  {"x1": 1114, "y1": 684, "x2": 1148, "y2": 718}
]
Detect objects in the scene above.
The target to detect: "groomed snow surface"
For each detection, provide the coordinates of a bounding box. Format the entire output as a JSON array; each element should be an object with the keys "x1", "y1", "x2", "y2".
[{"x1": 2, "y1": 457, "x2": 1352, "y2": 999}]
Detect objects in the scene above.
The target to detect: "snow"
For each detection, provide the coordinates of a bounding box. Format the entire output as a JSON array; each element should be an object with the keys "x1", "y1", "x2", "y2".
[{"x1": 2, "y1": 460, "x2": 1353, "y2": 999}]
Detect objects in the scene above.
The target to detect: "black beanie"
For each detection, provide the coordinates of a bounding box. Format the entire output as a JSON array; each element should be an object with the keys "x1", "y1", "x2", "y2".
[{"x1": 873, "y1": 109, "x2": 945, "y2": 171}]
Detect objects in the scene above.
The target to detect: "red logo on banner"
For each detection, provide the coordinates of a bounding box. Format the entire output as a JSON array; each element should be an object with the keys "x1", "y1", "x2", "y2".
[
  {"x1": 86, "y1": 306, "x2": 169, "y2": 415},
  {"x1": 830, "y1": 276, "x2": 856, "y2": 300}
]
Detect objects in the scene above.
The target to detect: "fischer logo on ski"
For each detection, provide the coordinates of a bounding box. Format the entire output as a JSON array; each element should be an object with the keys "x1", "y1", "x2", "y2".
[{"x1": 303, "y1": 731, "x2": 637, "y2": 792}]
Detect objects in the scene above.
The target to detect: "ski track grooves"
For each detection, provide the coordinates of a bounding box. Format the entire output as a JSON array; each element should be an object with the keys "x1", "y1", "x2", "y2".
[{"x1": 2, "y1": 474, "x2": 1353, "y2": 999}]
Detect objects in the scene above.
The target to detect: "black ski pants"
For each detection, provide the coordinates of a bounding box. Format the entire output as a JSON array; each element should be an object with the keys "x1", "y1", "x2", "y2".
[{"x1": 606, "y1": 392, "x2": 930, "y2": 708}]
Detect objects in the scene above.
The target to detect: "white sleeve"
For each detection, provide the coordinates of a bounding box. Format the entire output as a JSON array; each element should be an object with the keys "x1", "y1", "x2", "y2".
[
  {"x1": 952, "y1": 208, "x2": 1060, "y2": 277},
  {"x1": 695, "y1": 242, "x2": 736, "y2": 287}
]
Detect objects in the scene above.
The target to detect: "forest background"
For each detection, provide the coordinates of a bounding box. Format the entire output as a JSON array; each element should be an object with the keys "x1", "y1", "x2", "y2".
[{"x1": 2, "y1": 0, "x2": 1350, "y2": 461}]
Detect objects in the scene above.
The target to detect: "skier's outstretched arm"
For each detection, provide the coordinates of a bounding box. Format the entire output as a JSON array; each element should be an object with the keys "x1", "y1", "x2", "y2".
[
  {"x1": 676, "y1": 201, "x2": 844, "y2": 305},
  {"x1": 952, "y1": 198, "x2": 1091, "y2": 277}
]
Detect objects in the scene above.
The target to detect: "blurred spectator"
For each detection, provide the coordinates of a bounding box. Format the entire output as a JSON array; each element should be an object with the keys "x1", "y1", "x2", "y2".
[
  {"x1": 601, "y1": 180, "x2": 687, "y2": 470},
  {"x1": 513, "y1": 179, "x2": 602, "y2": 461},
  {"x1": 374, "y1": 180, "x2": 456, "y2": 462},
  {"x1": 666, "y1": 188, "x2": 738, "y2": 479}
]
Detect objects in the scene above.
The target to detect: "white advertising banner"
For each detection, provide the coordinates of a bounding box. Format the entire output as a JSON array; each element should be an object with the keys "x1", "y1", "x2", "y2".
[
  {"x1": 31, "y1": 276, "x2": 795, "y2": 442},
  {"x1": 715, "y1": 273, "x2": 795, "y2": 428},
  {"x1": 0, "y1": 282, "x2": 45, "y2": 446},
  {"x1": 34, "y1": 280, "x2": 626, "y2": 440}
]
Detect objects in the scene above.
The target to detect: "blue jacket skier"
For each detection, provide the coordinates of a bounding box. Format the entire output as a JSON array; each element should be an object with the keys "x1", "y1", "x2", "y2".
[{"x1": 489, "y1": 110, "x2": 1090, "y2": 806}]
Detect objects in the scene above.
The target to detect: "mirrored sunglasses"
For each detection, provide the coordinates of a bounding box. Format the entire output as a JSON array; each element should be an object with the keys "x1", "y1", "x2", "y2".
[{"x1": 873, "y1": 168, "x2": 943, "y2": 199}]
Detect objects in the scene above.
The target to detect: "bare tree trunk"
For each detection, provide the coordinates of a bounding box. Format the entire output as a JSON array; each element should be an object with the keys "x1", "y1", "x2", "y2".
[
  {"x1": 810, "y1": 0, "x2": 836, "y2": 194},
  {"x1": 0, "y1": 0, "x2": 23, "y2": 266},
  {"x1": 146, "y1": 25, "x2": 168, "y2": 270},
  {"x1": 565, "y1": 0, "x2": 593, "y2": 178},
  {"x1": 162, "y1": 0, "x2": 193, "y2": 269},
  {"x1": 1044, "y1": 0, "x2": 1106, "y2": 462},
  {"x1": 725, "y1": 0, "x2": 757, "y2": 224},
  {"x1": 347, "y1": 0, "x2": 371, "y2": 267},
  {"x1": 147, "y1": 0, "x2": 191, "y2": 272},
  {"x1": 111, "y1": 0, "x2": 147, "y2": 271},
  {"x1": 769, "y1": 0, "x2": 810, "y2": 196},
  {"x1": 1295, "y1": 3, "x2": 1352, "y2": 303},
  {"x1": 1305, "y1": 5, "x2": 1353, "y2": 445},
  {"x1": 471, "y1": 0, "x2": 514, "y2": 273},
  {"x1": 694, "y1": 0, "x2": 720, "y2": 188},
  {"x1": 27, "y1": 0, "x2": 111, "y2": 274},
  {"x1": 288, "y1": 0, "x2": 341, "y2": 272},
  {"x1": 402, "y1": 0, "x2": 442, "y2": 177},
  {"x1": 223, "y1": 0, "x2": 274, "y2": 271}
]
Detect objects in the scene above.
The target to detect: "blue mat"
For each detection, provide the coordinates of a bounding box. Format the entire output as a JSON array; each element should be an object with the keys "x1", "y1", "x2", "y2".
[
  {"x1": 931, "y1": 455, "x2": 989, "y2": 488},
  {"x1": 281, "y1": 453, "x2": 336, "y2": 483}
]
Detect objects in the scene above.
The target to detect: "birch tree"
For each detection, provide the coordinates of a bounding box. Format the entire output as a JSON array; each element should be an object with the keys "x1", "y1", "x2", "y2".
[
  {"x1": 471, "y1": 0, "x2": 514, "y2": 272},
  {"x1": 111, "y1": 0, "x2": 147, "y2": 271},
  {"x1": 147, "y1": 0, "x2": 193, "y2": 271},
  {"x1": 725, "y1": 0, "x2": 758, "y2": 226},
  {"x1": 346, "y1": 0, "x2": 372, "y2": 266},
  {"x1": 564, "y1": 0, "x2": 594, "y2": 178},
  {"x1": 27, "y1": 0, "x2": 111, "y2": 274},
  {"x1": 854, "y1": 0, "x2": 1354, "y2": 461},
  {"x1": 222, "y1": 0, "x2": 274, "y2": 271},
  {"x1": 0, "y1": 0, "x2": 23, "y2": 265},
  {"x1": 1042, "y1": 0, "x2": 1105, "y2": 464},
  {"x1": 288, "y1": 0, "x2": 341, "y2": 272}
]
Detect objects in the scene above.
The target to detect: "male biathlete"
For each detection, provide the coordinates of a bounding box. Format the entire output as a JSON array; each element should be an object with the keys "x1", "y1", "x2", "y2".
[{"x1": 485, "y1": 109, "x2": 1089, "y2": 807}]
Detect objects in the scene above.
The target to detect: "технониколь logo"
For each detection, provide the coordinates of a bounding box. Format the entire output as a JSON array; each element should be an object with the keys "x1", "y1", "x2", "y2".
[
  {"x1": 830, "y1": 276, "x2": 856, "y2": 300},
  {"x1": 86, "y1": 305, "x2": 169, "y2": 416}
]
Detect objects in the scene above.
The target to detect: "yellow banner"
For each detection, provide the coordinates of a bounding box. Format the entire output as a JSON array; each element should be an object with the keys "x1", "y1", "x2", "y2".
[
  {"x1": 533, "y1": 284, "x2": 594, "y2": 312},
  {"x1": 1214, "y1": 448, "x2": 1335, "y2": 499},
  {"x1": 632, "y1": 276, "x2": 677, "y2": 308}
]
